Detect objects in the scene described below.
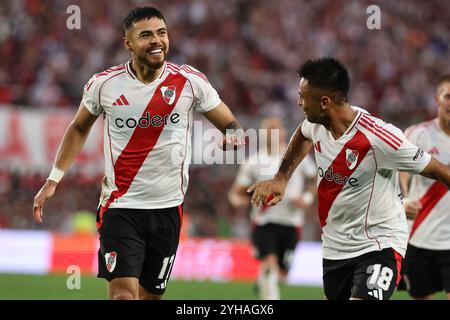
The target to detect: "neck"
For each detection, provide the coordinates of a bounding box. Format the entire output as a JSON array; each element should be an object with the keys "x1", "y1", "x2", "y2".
[
  {"x1": 438, "y1": 117, "x2": 450, "y2": 136},
  {"x1": 324, "y1": 103, "x2": 357, "y2": 139},
  {"x1": 131, "y1": 59, "x2": 164, "y2": 84}
]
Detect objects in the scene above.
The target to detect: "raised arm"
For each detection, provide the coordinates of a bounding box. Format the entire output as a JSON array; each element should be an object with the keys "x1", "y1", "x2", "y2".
[
  {"x1": 32, "y1": 103, "x2": 99, "y2": 223},
  {"x1": 248, "y1": 125, "x2": 313, "y2": 207}
]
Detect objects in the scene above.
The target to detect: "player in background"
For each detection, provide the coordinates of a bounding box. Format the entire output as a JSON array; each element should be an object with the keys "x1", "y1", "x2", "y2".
[
  {"x1": 248, "y1": 58, "x2": 450, "y2": 300},
  {"x1": 399, "y1": 74, "x2": 450, "y2": 300},
  {"x1": 228, "y1": 117, "x2": 316, "y2": 300},
  {"x1": 32, "y1": 7, "x2": 244, "y2": 300}
]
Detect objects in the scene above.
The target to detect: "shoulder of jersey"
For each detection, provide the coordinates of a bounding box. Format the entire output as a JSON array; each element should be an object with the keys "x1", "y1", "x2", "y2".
[
  {"x1": 352, "y1": 105, "x2": 371, "y2": 115},
  {"x1": 84, "y1": 63, "x2": 127, "y2": 92},
  {"x1": 356, "y1": 112, "x2": 404, "y2": 150},
  {"x1": 404, "y1": 119, "x2": 435, "y2": 141},
  {"x1": 166, "y1": 62, "x2": 210, "y2": 83}
]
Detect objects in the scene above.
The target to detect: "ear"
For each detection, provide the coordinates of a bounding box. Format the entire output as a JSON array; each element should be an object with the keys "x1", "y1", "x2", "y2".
[
  {"x1": 320, "y1": 96, "x2": 331, "y2": 110},
  {"x1": 434, "y1": 93, "x2": 440, "y2": 107},
  {"x1": 123, "y1": 36, "x2": 132, "y2": 52}
]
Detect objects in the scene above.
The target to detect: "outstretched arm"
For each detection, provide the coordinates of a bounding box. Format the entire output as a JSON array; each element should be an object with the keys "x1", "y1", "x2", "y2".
[
  {"x1": 420, "y1": 157, "x2": 450, "y2": 189},
  {"x1": 276, "y1": 125, "x2": 313, "y2": 183},
  {"x1": 248, "y1": 125, "x2": 312, "y2": 207},
  {"x1": 32, "y1": 103, "x2": 99, "y2": 223}
]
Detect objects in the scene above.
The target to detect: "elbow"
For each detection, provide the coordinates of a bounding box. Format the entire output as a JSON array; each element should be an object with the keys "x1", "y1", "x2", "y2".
[{"x1": 70, "y1": 121, "x2": 88, "y2": 136}]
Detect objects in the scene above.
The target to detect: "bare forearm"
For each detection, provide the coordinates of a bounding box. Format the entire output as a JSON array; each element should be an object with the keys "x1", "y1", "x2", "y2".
[
  {"x1": 224, "y1": 120, "x2": 242, "y2": 133},
  {"x1": 203, "y1": 102, "x2": 243, "y2": 134},
  {"x1": 420, "y1": 157, "x2": 450, "y2": 189},
  {"x1": 422, "y1": 169, "x2": 450, "y2": 189},
  {"x1": 53, "y1": 122, "x2": 92, "y2": 171},
  {"x1": 277, "y1": 125, "x2": 312, "y2": 181}
]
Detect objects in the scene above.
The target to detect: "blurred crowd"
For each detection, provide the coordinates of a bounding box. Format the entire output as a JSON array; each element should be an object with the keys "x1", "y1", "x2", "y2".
[{"x1": 0, "y1": 0, "x2": 448, "y2": 238}]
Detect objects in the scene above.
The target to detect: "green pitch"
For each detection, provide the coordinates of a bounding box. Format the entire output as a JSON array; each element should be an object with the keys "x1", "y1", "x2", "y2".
[{"x1": 0, "y1": 273, "x2": 445, "y2": 300}]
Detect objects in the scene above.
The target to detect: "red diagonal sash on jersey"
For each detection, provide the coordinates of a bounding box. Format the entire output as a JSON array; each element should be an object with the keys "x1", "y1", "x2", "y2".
[
  {"x1": 97, "y1": 73, "x2": 187, "y2": 229},
  {"x1": 317, "y1": 130, "x2": 372, "y2": 227},
  {"x1": 409, "y1": 181, "x2": 448, "y2": 239}
]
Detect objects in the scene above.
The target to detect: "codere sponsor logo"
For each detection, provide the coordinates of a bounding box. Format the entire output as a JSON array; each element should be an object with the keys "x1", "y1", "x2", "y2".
[
  {"x1": 318, "y1": 166, "x2": 359, "y2": 187},
  {"x1": 115, "y1": 111, "x2": 180, "y2": 129}
]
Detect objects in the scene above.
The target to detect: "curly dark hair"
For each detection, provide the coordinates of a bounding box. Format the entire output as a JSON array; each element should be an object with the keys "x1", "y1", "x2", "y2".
[{"x1": 297, "y1": 57, "x2": 350, "y2": 102}]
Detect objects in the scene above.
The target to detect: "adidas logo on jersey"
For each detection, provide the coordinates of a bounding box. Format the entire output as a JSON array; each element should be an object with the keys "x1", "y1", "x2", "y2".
[
  {"x1": 112, "y1": 94, "x2": 130, "y2": 106},
  {"x1": 314, "y1": 141, "x2": 321, "y2": 153}
]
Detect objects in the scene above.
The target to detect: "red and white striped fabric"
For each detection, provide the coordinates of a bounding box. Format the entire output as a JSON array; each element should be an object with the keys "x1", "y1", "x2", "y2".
[
  {"x1": 81, "y1": 60, "x2": 221, "y2": 223},
  {"x1": 301, "y1": 107, "x2": 431, "y2": 260},
  {"x1": 405, "y1": 119, "x2": 450, "y2": 250}
]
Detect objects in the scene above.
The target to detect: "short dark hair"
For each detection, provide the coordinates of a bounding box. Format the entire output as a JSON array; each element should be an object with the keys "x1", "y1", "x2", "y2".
[
  {"x1": 297, "y1": 58, "x2": 350, "y2": 101},
  {"x1": 123, "y1": 7, "x2": 166, "y2": 33},
  {"x1": 437, "y1": 74, "x2": 450, "y2": 88}
]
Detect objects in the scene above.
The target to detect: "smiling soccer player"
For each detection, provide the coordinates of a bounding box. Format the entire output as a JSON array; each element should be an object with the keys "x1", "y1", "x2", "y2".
[{"x1": 32, "y1": 6, "x2": 244, "y2": 300}]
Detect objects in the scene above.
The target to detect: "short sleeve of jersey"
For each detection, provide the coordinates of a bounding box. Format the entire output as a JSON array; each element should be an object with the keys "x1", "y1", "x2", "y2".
[
  {"x1": 235, "y1": 162, "x2": 255, "y2": 187},
  {"x1": 373, "y1": 123, "x2": 431, "y2": 173},
  {"x1": 184, "y1": 66, "x2": 221, "y2": 113},
  {"x1": 81, "y1": 75, "x2": 103, "y2": 116},
  {"x1": 300, "y1": 119, "x2": 313, "y2": 140}
]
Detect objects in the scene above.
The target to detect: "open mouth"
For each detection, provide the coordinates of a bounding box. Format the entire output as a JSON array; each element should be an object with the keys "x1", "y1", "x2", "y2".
[{"x1": 147, "y1": 48, "x2": 163, "y2": 56}]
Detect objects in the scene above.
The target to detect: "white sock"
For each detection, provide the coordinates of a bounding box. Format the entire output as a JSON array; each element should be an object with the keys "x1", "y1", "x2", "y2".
[{"x1": 258, "y1": 265, "x2": 280, "y2": 300}]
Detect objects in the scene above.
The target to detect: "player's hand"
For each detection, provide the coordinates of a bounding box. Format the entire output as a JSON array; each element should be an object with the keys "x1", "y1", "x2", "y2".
[
  {"x1": 247, "y1": 175, "x2": 288, "y2": 207},
  {"x1": 403, "y1": 198, "x2": 422, "y2": 220},
  {"x1": 219, "y1": 129, "x2": 246, "y2": 151},
  {"x1": 33, "y1": 180, "x2": 57, "y2": 224}
]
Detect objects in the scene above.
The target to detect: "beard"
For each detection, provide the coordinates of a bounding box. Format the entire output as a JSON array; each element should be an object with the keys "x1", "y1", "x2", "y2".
[{"x1": 136, "y1": 49, "x2": 166, "y2": 70}]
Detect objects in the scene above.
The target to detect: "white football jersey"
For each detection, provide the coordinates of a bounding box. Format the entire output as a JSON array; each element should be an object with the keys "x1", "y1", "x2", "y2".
[
  {"x1": 404, "y1": 119, "x2": 450, "y2": 250},
  {"x1": 235, "y1": 150, "x2": 316, "y2": 227},
  {"x1": 301, "y1": 107, "x2": 431, "y2": 259},
  {"x1": 82, "y1": 60, "x2": 221, "y2": 219}
]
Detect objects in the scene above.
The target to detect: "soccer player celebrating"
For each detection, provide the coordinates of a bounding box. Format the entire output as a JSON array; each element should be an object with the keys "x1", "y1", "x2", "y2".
[
  {"x1": 399, "y1": 75, "x2": 450, "y2": 300},
  {"x1": 228, "y1": 117, "x2": 316, "y2": 300},
  {"x1": 32, "y1": 7, "x2": 244, "y2": 300},
  {"x1": 248, "y1": 58, "x2": 450, "y2": 300}
]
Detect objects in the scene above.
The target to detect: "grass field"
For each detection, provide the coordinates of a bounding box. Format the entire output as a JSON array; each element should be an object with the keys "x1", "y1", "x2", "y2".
[{"x1": 0, "y1": 273, "x2": 446, "y2": 300}]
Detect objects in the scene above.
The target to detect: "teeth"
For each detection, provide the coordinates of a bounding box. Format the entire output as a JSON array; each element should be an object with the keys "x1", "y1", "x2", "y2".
[{"x1": 150, "y1": 49, "x2": 162, "y2": 54}]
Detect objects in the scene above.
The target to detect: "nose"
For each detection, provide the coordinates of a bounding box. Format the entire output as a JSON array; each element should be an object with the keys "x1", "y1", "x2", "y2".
[{"x1": 150, "y1": 36, "x2": 160, "y2": 45}]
